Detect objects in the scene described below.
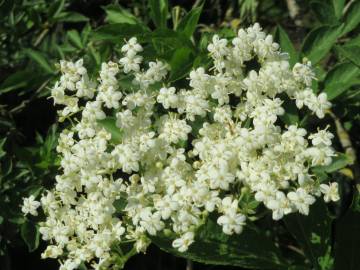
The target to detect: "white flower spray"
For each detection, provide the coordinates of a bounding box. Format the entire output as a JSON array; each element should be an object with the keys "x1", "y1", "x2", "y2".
[{"x1": 23, "y1": 24, "x2": 339, "y2": 270}]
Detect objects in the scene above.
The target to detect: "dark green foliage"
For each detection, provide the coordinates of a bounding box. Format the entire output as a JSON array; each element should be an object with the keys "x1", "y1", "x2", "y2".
[
  {"x1": 152, "y1": 219, "x2": 290, "y2": 269},
  {"x1": 21, "y1": 221, "x2": 40, "y2": 252},
  {"x1": 284, "y1": 201, "x2": 333, "y2": 270},
  {"x1": 334, "y1": 193, "x2": 360, "y2": 270}
]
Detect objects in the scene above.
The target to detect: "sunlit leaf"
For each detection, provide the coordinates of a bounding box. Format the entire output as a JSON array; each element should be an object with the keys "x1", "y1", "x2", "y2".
[
  {"x1": 177, "y1": 4, "x2": 203, "y2": 38},
  {"x1": 97, "y1": 117, "x2": 122, "y2": 144},
  {"x1": 323, "y1": 62, "x2": 360, "y2": 100},
  {"x1": 104, "y1": 4, "x2": 140, "y2": 25},
  {"x1": 149, "y1": 0, "x2": 168, "y2": 29},
  {"x1": 341, "y1": 1, "x2": 360, "y2": 35},
  {"x1": 67, "y1": 30, "x2": 83, "y2": 49},
  {"x1": 310, "y1": 1, "x2": 337, "y2": 25},
  {"x1": 332, "y1": 0, "x2": 345, "y2": 20},
  {"x1": 54, "y1": 11, "x2": 89, "y2": 22},
  {"x1": 274, "y1": 25, "x2": 298, "y2": 67},
  {"x1": 302, "y1": 25, "x2": 343, "y2": 64},
  {"x1": 168, "y1": 47, "x2": 194, "y2": 82},
  {"x1": 91, "y1": 23, "x2": 150, "y2": 42},
  {"x1": 336, "y1": 45, "x2": 360, "y2": 68}
]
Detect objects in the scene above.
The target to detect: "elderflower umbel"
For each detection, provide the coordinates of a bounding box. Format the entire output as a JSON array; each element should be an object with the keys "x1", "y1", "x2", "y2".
[{"x1": 22, "y1": 24, "x2": 340, "y2": 270}]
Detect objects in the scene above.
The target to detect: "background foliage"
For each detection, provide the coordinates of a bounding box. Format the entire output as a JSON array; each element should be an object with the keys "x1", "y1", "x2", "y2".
[{"x1": 0, "y1": 0, "x2": 359, "y2": 269}]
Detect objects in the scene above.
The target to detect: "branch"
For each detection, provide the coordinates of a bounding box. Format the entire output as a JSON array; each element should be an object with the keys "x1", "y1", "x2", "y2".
[
  {"x1": 328, "y1": 110, "x2": 360, "y2": 187},
  {"x1": 186, "y1": 259, "x2": 193, "y2": 270},
  {"x1": 33, "y1": 27, "x2": 49, "y2": 47}
]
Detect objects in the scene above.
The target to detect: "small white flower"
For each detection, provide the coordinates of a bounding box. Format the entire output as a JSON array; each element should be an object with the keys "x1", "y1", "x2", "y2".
[
  {"x1": 266, "y1": 191, "x2": 292, "y2": 220},
  {"x1": 309, "y1": 129, "x2": 334, "y2": 146},
  {"x1": 207, "y1": 35, "x2": 228, "y2": 57},
  {"x1": 157, "y1": 87, "x2": 178, "y2": 109},
  {"x1": 41, "y1": 245, "x2": 63, "y2": 259},
  {"x1": 22, "y1": 195, "x2": 40, "y2": 216},
  {"x1": 172, "y1": 232, "x2": 195, "y2": 252},
  {"x1": 159, "y1": 117, "x2": 192, "y2": 144},
  {"x1": 287, "y1": 188, "x2": 315, "y2": 215},
  {"x1": 315, "y1": 93, "x2": 331, "y2": 118},
  {"x1": 320, "y1": 182, "x2": 340, "y2": 202},
  {"x1": 217, "y1": 212, "x2": 246, "y2": 235},
  {"x1": 121, "y1": 37, "x2": 143, "y2": 54}
]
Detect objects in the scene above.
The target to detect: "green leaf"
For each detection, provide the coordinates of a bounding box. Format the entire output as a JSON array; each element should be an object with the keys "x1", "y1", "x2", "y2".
[
  {"x1": 176, "y1": 4, "x2": 203, "y2": 38},
  {"x1": 346, "y1": 35, "x2": 360, "y2": 46},
  {"x1": 323, "y1": 153, "x2": 353, "y2": 173},
  {"x1": 104, "y1": 4, "x2": 139, "y2": 24},
  {"x1": 0, "y1": 138, "x2": 6, "y2": 159},
  {"x1": 151, "y1": 28, "x2": 194, "y2": 59},
  {"x1": 323, "y1": 62, "x2": 360, "y2": 100},
  {"x1": 332, "y1": 0, "x2": 345, "y2": 20},
  {"x1": 335, "y1": 45, "x2": 360, "y2": 67},
  {"x1": 25, "y1": 49, "x2": 54, "y2": 74},
  {"x1": 30, "y1": 187, "x2": 44, "y2": 198},
  {"x1": 313, "y1": 153, "x2": 353, "y2": 175},
  {"x1": 284, "y1": 200, "x2": 333, "y2": 270},
  {"x1": 168, "y1": 47, "x2": 194, "y2": 82},
  {"x1": 0, "y1": 0, "x2": 15, "y2": 17},
  {"x1": 81, "y1": 23, "x2": 92, "y2": 44},
  {"x1": 9, "y1": 216, "x2": 26, "y2": 225},
  {"x1": 77, "y1": 263, "x2": 87, "y2": 270},
  {"x1": 310, "y1": 1, "x2": 337, "y2": 25},
  {"x1": 341, "y1": 1, "x2": 360, "y2": 35},
  {"x1": 149, "y1": 0, "x2": 169, "y2": 29},
  {"x1": 280, "y1": 98, "x2": 299, "y2": 125},
  {"x1": 334, "y1": 192, "x2": 360, "y2": 270},
  {"x1": 54, "y1": 11, "x2": 89, "y2": 22},
  {"x1": 97, "y1": 117, "x2": 122, "y2": 143},
  {"x1": 35, "y1": 125, "x2": 58, "y2": 169},
  {"x1": 274, "y1": 25, "x2": 298, "y2": 67},
  {"x1": 48, "y1": 0, "x2": 65, "y2": 18},
  {"x1": 88, "y1": 45, "x2": 101, "y2": 67},
  {"x1": 302, "y1": 25, "x2": 343, "y2": 64},
  {"x1": 1, "y1": 158, "x2": 12, "y2": 177},
  {"x1": 113, "y1": 193, "x2": 127, "y2": 212},
  {"x1": 218, "y1": 27, "x2": 237, "y2": 39},
  {"x1": 91, "y1": 23, "x2": 150, "y2": 42},
  {"x1": 44, "y1": 125, "x2": 58, "y2": 153},
  {"x1": 21, "y1": 221, "x2": 40, "y2": 252},
  {"x1": 67, "y1": 30, "x2": 83, "y2": 49},
  {"x1": 0, "y1": 70, "x2": 31, "y2": 94},
  {"x1": 239, "y1": 189, "x2": 260, "y2": 215},
  {"x1": 199, "y1": 32, "x2": 211, "y2": 51},
  {"x1": 118, "y1": 75, "x2": 137, "y2": 91},
  {"x1": 193, "y1": 52, "x2": 211, "y2": 70},
  {"x1": 152, "y1": 219, "x2": 289, "y2": 269}
]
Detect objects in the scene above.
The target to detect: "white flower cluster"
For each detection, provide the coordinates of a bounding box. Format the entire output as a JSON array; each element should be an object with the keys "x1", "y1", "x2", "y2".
[{"x1": 23, "y1": 25, "x2": 339, "y2": 270}]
